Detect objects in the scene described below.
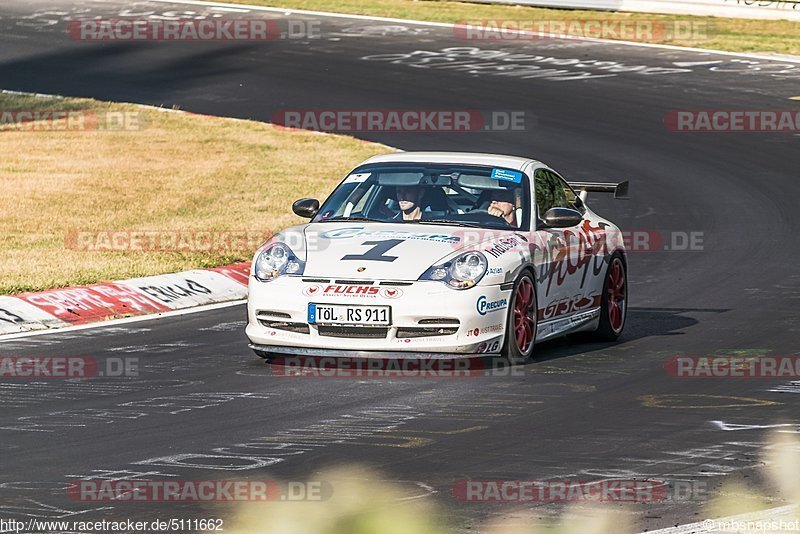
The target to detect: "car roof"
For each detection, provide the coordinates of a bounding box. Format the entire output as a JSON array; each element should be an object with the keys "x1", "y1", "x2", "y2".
[{"x1": 360, "y1": 151, "x2": 540, "y2": 172}]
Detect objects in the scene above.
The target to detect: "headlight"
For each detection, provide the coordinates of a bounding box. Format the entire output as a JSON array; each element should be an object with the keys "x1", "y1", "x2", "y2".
[
  {"x1": 419, "y1": 251, "x2": 488, "y2": 289},
  {"x1": 254, "y1": 243, "x2": 305, "y2": 282}
]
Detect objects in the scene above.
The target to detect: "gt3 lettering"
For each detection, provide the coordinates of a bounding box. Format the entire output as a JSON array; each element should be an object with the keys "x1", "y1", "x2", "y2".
[{"x1": 542, "y1": 294, "x2": 600, "y2": 320}]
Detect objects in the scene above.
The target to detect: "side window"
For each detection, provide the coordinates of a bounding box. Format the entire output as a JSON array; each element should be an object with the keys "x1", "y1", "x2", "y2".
[
  {"x1": 534, "y1": 169, "x2": 571, "y2": 217},
  {"x1": 549, "y1": 171, "x2": 582, "y2": 212}
]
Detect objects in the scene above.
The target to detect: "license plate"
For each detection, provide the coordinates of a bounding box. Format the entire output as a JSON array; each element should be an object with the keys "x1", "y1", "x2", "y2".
[{"x1": 308, "y1": 303, "x2": 391, "y2": 326}]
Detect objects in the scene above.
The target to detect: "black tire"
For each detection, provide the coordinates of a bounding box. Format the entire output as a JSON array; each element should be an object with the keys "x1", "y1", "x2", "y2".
[
  {"x1": 592, "y1": 253, "x2": 627, "y2": 341},
  {"x1": 253, "y1": 349, "x2": 275, "y2": 360},
  {"x1": 501, "y1": 271, "x2": 537, "y2": 365}
]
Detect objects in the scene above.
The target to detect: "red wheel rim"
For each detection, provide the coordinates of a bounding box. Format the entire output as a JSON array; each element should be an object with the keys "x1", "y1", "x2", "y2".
[
  {"x1": 607, "y1": 259, "x2": 626, "y2": 333},
  {"x1": 513, "y1": 277, "x2": 536, "y2": 354}
]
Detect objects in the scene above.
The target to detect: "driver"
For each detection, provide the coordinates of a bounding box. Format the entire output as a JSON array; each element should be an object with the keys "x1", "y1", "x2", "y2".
[
  {"x1": 487, "y1": 188, "x2": 517, "y2": 226},
  {"x1": 394, "y1": 186, "x2": 426, "y2": 221}
]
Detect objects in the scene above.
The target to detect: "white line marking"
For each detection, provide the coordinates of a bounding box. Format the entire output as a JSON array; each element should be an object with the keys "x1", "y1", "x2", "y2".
[
  {"x1": 210, "y1": 6, "x2": 250, "y2": 11},
  {"x1": 642, "y1": 504, "x2": 798, "y2": 533},
  {"x1": 0, "y1": 300, "x2": 246, "y2": 342},
  {"x1": 147, "y1": 0, "x2": 800, "y2": 64},
  {"x1": 673, "y1": 60, "x2": 725, "y2": 67},
  {"x1": 1, "y1": 90, "x2": 62, "y2": 98},
  {"x1": 711, "y1": 420, "x2": 798, "y2": 431}
]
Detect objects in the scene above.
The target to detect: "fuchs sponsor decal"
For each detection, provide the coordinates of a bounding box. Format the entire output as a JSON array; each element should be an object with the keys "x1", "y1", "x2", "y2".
[
  {"x1": 303, "y1": 284, "x2": 403, "y2": 299},
  {"x1": 319, "y1": 227, "x2": 460, "y2": 243},
  {"x1": 485, "y1": 236, "x2": 523, "y2": 258},
  {"x1": 324, "y1": 284, "x2": 379, "y2": 296},
  {"x1": 303, "y1": 285, "x2": 323, "y2": 297},
  {"x1": 541, "y1": 294, "x2": 601, "y2": 320},
  {"x1": 379, "y1": 287, "x2": 403, "y2": 299},
  {"x1": 305, "y1": 284, "x2": 378, "y2": 297},
  {"x1": 477, "y1": 296, "x2": 508, "y2": 315}
]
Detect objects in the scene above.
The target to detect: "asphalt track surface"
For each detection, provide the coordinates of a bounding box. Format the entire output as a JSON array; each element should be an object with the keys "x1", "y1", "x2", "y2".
[{"x1": 1, "y1": 1, "x2": 800, "y2": 531}]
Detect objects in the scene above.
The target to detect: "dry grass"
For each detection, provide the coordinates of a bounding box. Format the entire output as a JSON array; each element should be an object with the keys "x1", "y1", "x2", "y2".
[
  {"x1": 226, "y1": 0, "x2": 800, "y2": 55},
  {"x1": 0, "y1": 93, "x2": 390, "y2": 294}
]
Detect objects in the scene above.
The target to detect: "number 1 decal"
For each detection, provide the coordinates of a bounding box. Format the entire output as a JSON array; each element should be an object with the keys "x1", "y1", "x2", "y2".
[{"x1": 341, "y1": 239, "x2": 403, "y2": 262}]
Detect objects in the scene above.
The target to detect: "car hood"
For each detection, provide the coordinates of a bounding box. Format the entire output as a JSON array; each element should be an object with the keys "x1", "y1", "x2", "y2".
[{"x1": 300, "y1": 222, "x2": 479, "y2": 280}]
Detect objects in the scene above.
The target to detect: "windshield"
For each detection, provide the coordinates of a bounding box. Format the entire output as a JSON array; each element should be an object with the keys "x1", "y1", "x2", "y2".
[{"x1": 313, "y1": 164, "x2": 529, "y2": 230}]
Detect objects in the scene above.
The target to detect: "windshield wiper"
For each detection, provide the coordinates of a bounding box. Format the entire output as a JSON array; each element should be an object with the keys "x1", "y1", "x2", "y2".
[
  {"x1": 411, "y1": 219, "x2": 489, "y2": 228},
  {"x1": 318, "y1": 216, "x2": 378, "y2": 223}
]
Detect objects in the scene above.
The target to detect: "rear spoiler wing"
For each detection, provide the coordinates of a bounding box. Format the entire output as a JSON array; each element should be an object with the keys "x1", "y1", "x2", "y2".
[{"x1": 567, "y1": 181, "x2": 629, "y2": 201}]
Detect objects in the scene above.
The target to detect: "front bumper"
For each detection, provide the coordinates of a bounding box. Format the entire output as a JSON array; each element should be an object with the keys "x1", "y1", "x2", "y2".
[
  {"x1": 248, "y1": 344, "x2": 499, "y2": 360},
  {"x1": 245, "y1": 276, "x2": 511, "y2": 357}
]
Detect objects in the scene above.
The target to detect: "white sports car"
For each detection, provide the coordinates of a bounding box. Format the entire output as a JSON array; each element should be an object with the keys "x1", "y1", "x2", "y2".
[{"x1": 246, "y1": 152, "x2": 628, "y2": 364}]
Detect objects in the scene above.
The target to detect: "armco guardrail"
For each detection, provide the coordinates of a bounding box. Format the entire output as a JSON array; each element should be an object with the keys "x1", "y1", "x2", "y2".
[{"x1": 481, "y1": 0, "x2": 800, "y2": 21}]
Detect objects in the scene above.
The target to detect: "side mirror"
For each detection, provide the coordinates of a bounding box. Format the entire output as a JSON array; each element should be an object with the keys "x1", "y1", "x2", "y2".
[
  {"x1": 542, "y1": 207, "x2": 583, "y2": 228},
  {"x1": 292, "y1": 198, "x2": 319, "y2": 218}
]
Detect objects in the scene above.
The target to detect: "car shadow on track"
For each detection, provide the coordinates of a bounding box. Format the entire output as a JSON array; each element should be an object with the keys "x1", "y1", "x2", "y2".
[{"x1": 530, "y1": 305, "x2": 727, "y2": 365}]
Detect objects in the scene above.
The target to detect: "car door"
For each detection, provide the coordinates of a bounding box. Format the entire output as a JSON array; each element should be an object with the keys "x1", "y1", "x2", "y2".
[{"x1": 531, "y1": 168, "x2": 601, "y2": 322}]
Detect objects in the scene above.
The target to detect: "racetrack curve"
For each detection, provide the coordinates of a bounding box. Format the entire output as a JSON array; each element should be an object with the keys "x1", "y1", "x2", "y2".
[{"x1": 1, "y1": 1, "x2": 800, "y2": 531}]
